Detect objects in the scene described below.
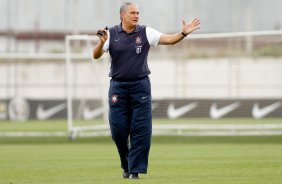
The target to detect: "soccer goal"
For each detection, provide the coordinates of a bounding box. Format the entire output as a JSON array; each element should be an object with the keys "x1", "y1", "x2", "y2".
[
  {"x1": 65, "y1": 30, "x2": 282, "y2": 139},
  {"x1": 65, "y1": 35, "x2": 111, "y2": 139}
]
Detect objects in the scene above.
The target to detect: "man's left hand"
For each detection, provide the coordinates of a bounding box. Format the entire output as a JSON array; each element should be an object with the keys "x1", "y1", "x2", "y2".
[{"x1": 182, "y1": 17, "x2": 200, "y2": 35}]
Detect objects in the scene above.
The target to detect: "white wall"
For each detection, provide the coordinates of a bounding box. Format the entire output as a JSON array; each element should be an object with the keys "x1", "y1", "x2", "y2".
[
  {"x1": 1, "y1": 57, "x2": 281, "y2": 99},
  {"x1": 150, "y1": 58, "x2": 282, "y2": 99}
]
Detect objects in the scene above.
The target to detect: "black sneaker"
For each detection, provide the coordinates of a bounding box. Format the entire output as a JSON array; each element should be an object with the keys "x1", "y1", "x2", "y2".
[
  {"x1": 123, "y1": 171, "x2": 129, "y2": 178},
  {"x1": 129, "y1": 173, "x2": 139, "y2": 179}
]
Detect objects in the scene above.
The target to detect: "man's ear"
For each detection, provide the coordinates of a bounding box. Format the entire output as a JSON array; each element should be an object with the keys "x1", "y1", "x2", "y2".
[{"x1": 120, "y1": 13, "x2": 124, "y2": 21}]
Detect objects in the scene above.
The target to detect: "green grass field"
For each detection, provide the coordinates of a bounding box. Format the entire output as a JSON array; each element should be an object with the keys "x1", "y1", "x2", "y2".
[
  {"x1": 1, "y1": 118, "x2": 282, "y2": 132},
  {"x1": 1, "y1": 119, "x2": 282, "y2": 184}
]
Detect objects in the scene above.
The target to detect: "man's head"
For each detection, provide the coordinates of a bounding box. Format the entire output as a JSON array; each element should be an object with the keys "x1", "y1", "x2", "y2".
[{"x1": 120, "y1": 2, "x2": 139, "y2": 27}]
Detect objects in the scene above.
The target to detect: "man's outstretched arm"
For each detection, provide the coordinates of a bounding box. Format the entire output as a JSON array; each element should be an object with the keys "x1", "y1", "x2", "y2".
[
  {"x1": 159, "y1": 17, "x2": 200, "y2": 45},
  {"x1": 93, "y1": 28, "x2": 108, "y2": 59}
]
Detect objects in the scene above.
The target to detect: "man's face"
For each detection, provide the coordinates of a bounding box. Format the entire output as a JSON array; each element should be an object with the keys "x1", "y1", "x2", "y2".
[{"x1": 121, "y1": 5, "x2": 139, "y2": 26}]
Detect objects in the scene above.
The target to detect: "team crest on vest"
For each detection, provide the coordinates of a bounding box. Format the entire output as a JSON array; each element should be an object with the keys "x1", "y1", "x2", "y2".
[
  {"x1": 111, "y1": 95, "x2": 118, "y2": 103},
  {"x1": 135, "y1": 36, "x2": 142, "y2": 44}
]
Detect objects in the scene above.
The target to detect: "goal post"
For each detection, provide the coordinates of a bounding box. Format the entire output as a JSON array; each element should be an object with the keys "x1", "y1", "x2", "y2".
[
  {"x1": 65, "y1": 30, "x2": 282, "y2": 139},
  {"x1": 1, "y1": 31, "x2": 281, "y2": 139},
  {"x1": 65, "y1": 35, "x2": 110, "y2": 139}
]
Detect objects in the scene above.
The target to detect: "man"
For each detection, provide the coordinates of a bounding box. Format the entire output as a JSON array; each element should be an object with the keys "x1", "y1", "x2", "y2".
[{"x1": 93, "y1": 2, "x2": 200, "y2": 179}]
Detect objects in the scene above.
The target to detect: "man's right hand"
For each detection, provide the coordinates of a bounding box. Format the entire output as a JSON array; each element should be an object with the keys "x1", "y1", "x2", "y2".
[{"x1": 96, "y1": 28, "x2": 108, "y2": 43}]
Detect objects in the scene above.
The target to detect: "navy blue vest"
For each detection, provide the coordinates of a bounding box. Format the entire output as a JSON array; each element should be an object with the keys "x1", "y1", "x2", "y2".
[{"x1": 108, "y1": 24, "x2": 150, "y2": 81}]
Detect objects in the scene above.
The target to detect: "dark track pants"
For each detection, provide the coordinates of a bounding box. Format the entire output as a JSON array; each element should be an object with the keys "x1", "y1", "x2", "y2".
[{"x1": 108, "y1": 76, "x2": 152, "y2": 174}]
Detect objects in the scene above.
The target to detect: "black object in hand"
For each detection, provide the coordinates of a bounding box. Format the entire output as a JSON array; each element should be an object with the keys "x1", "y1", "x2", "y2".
[{"x1": 97, "y1": 26, "x2": 108, "y2": 36}]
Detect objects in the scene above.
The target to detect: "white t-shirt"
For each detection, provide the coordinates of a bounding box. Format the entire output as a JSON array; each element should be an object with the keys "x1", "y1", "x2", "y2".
[{"x1": 103, "y1": 26, "x2": 162, "y2": 52}]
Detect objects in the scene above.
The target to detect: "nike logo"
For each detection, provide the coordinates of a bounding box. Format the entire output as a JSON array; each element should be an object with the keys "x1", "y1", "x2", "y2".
[
  {"x1": 114, "y1": 38, "x2": 120, "y2": 41},
  {"x1": 83, "y1": 106, "x2": 104, "y2": 120},
  {"x1": 210, "y1": 102, "x2": 240, "y2": 119},
  {"x1": 167, "y1": 102, "x2": 198, "y2": 119},
  {"x1": 37, "y1": 103, "x2": 66, "y2": 120},
  {"x1": 252, "y1": 101, "x2": 282, "y2": 119}
]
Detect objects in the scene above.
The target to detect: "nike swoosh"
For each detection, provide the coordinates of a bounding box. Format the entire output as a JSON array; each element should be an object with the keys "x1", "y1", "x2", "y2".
[
  {"x1": 167, "y1": 102, "x2": 198, "y2": 119},
  {"x1": 83, "y1": 106, "x2": 104, "y2": 120},
  {"x1": 252, "y1": 101, "x2": 282, "y2": 119},
  {"x1": 37, "y1": 103, "x2": 66, "y2": 120},
  {"x1": 210, "y1": 102, "x2": 240, "y2": 119}
]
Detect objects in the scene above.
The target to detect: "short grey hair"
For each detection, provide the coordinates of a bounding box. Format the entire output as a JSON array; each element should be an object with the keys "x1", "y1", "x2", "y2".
[{"x1": 120, "y1": 2, "x2": 138, "y2": 21}]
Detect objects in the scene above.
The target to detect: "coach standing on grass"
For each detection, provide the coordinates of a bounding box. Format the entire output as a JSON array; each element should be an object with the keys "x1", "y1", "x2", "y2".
[{"x1": 93, "y1": 2, "x2": 200, "y2": 179}]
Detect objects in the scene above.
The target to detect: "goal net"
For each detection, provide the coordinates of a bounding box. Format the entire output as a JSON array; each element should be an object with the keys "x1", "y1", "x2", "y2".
[
  {"x1": 65, "y1": 30, "x2": 282, "y2": 139},
  {"x1": 65, "y1": 35, "x2": 110, "y2": 139}
]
